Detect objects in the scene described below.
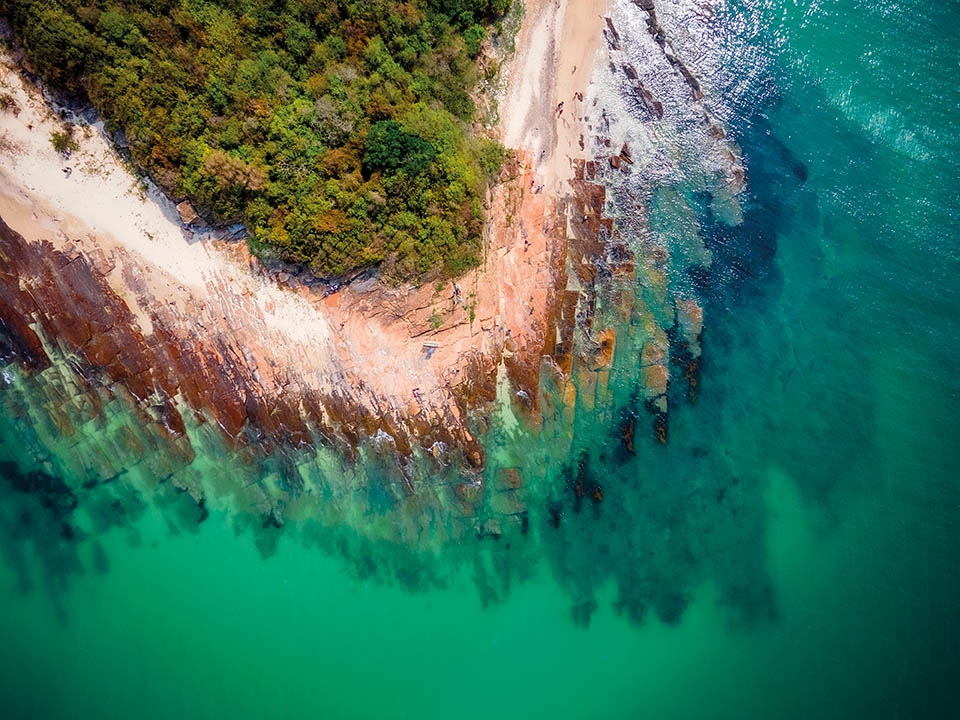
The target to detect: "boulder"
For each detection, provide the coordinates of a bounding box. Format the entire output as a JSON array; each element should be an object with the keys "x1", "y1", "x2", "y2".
[{"x1": 176, "y1": 201, "x2": 199, "y2": 225}]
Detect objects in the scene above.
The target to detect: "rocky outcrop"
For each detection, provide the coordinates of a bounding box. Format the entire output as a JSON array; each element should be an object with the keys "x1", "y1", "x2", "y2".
[
  {"x1": 176, "y1": 201, "x2": 199, "y2": 226},
  {"x1": 632, "y1": 0, "x2": 704, "y2": 100},
  {"x1": 0, "y1": 0, "x2": 738, "y2": 538}
]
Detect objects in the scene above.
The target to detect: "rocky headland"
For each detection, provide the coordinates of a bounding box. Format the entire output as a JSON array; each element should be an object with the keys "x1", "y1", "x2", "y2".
[{"x1": 0, "y1": 0, "x2": 744, "y2": 547}]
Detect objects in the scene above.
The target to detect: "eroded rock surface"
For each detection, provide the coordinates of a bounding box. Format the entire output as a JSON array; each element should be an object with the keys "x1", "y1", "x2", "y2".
[{"x1": 0, "y1": 0, "x2": 743, "y2": 544}]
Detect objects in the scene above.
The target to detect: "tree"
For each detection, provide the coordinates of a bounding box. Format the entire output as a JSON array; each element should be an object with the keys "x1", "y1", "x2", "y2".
[
  {"x1": 364, "y1": 120, "x2": 436, "y2": 177},
  {"x1": 201, "y1": 150, "x2": 267, "y2": 192}
]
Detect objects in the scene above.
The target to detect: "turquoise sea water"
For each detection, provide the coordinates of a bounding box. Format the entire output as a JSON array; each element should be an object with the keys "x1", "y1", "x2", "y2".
[{"x1": 1, "y1": 1, "x2": 959, "y2": 717}]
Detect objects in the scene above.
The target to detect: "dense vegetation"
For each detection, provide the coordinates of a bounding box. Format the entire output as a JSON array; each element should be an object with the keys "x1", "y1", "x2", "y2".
[{"x1": 2, "y1": 0, "x2": 510, "y2": 278}]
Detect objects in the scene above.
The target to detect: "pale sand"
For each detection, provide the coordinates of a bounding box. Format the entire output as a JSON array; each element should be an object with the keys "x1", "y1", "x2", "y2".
[{"x1": 501, "y1": 0, "x2": 610, "y2": 189}]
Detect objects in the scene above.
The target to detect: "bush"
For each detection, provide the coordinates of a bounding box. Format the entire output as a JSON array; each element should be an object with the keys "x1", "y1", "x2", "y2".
[
  {"x1": 0, "y1": 93, "x2": 20, "y2": 116},
  {"x1": 50, "y1": 129, "x2": 78, "y2": 153}
]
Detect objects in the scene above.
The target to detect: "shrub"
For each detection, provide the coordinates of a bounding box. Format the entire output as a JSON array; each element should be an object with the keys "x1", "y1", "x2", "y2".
[
  {"x1": 50, "y1": 128, "x2": 78, "y2": 153},
  {"x1": 0, "y1": 93, "x2": 20, "y2": 116}
]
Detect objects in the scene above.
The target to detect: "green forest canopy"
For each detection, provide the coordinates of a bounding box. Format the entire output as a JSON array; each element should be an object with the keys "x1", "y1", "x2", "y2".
[{"x1": 2, "y1": 0, "x2": 511, "y2": 278}]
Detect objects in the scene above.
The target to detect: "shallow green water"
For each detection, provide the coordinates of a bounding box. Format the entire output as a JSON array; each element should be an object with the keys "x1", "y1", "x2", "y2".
[{"x1": 2, "y1": 0, "x2": 959, "y2": 717}]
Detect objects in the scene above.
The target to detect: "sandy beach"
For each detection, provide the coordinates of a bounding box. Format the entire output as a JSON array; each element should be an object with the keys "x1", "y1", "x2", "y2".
[{"x1": 502, "y1": 0, "x2": 609, "y2": 188}]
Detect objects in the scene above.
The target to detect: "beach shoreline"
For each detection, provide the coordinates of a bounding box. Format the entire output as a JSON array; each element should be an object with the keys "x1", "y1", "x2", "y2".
[
  {"x1": 0, "y1": 2, "x2": 612, "y2": 466},
  {"x1": 501, "y1": 0, "x2": 609, "y2": 186}
]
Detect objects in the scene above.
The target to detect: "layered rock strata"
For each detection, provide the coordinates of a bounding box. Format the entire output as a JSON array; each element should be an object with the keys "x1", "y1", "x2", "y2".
[{"x1": 0, "y1": 0, "x2": 743, "y2": 538}]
